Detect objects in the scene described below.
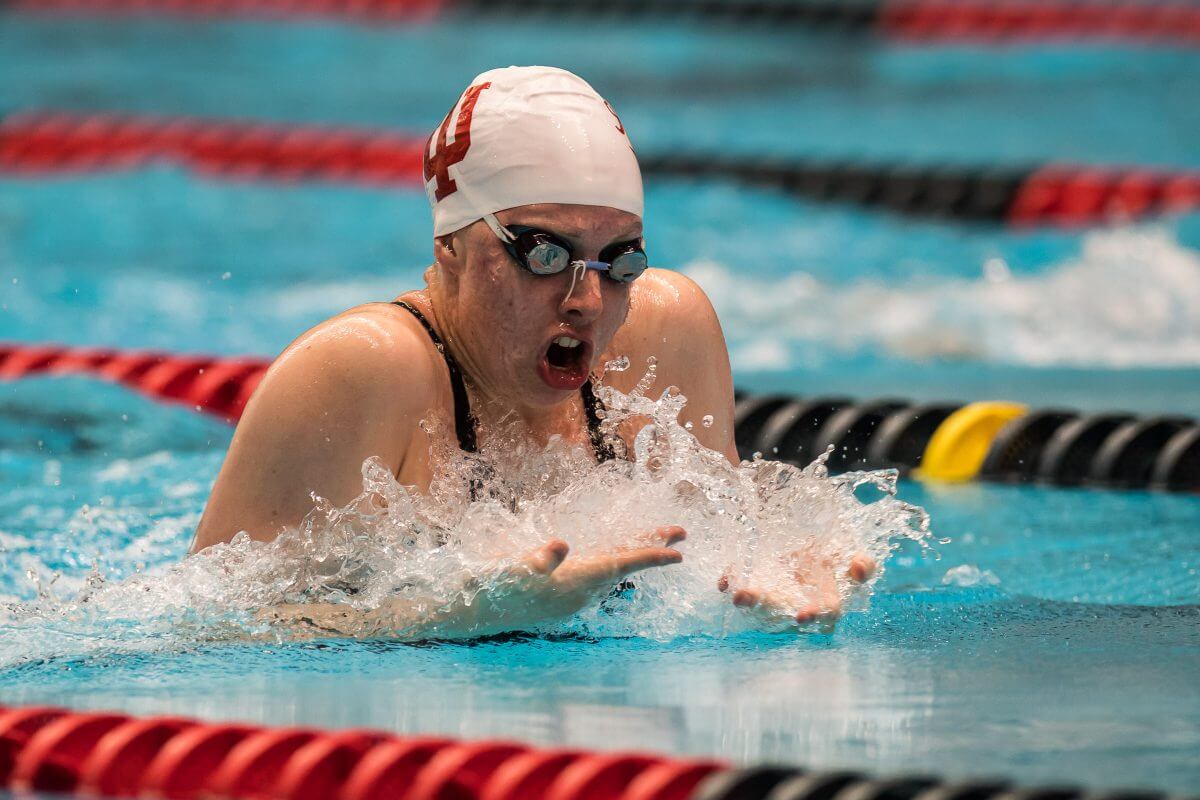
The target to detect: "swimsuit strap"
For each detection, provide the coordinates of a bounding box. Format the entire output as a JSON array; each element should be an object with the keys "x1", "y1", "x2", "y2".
[
  {"x1": 581, "y1": 379, "x2": 617, "y2": 462},
  {"x1": 392, "y1": 300, "x2": 478, "y2": 453},
  {"x1": 391, "y1": 299, "x2": 614, "y2": 463}
]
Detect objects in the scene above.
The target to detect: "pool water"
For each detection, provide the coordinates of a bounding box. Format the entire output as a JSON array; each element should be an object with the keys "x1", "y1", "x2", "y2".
[{"x1": 1, "y1": 13, "x2": 1199, "y2": 796}]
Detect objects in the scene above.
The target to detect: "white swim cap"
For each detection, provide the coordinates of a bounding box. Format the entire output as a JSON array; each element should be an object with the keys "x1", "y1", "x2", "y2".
[{"x1": 424, "y1": 66, "x2": 644, "y2": 237}]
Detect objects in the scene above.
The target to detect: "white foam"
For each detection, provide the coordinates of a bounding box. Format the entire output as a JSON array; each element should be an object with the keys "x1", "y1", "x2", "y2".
[
  {"x1": 690, "y1": 227, "x2": 1200, "y2": 368},
  {"x1": 0, "y1": 381, "x2": 931, "y2": 664},
  {"x1": 941, "y1": 564, "x2": 1000, "y2": 588}
]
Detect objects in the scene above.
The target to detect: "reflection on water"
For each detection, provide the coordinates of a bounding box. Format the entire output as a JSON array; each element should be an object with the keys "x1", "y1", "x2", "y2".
[{"x1": 2, "y1": 595, "x2": 1197, "y2": 792}]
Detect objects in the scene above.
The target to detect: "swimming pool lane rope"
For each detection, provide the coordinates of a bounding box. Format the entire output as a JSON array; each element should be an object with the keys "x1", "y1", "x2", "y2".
[
  {"x1": 5, "y1": 0, "x2": 1200, "y2": 45},
  {"x1": 2, "y1": 111, "x2": 1199, "y2": 228},
  {"x1": 1, "y1": 342, "x2": 1196, "y2": 492},
  {"x1": 0, "y1": 704, "x2": 1194, "y2": 800}
]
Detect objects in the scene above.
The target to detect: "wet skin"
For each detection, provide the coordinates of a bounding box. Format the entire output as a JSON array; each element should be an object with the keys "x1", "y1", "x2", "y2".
[{"x1": 193, "y1": 203, "x2": 872, "y2": 638}]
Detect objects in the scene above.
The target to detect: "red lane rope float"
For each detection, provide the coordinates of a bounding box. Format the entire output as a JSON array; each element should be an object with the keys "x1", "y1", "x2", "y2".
[
  {"x1": 622, "y1": 760, "x2": 726, "y2": 800},
  {"x1": 4, "y1": 111, "x2": 1200, "y2": 226},
  {"x1": 546, "y1": 753, "x2": 669, "y2": 800},
  {"x1": 0, "y1": 707, "x2": 69, "y2": 786},
  {"x1": 1008, "y1": 165, "x2": 1200, "y2": 226},
  {"x1": 480, "y1": 749, "x2": 589, "y2": 800},
  {"x1": 9, "y1": 712, "x2": 131, "y2": 794},
  {"x1": 879, "y1": 0, "x2": 1200, "y2": 44},
  {"x1": 78, "y1": 716, "x2": 197, "y2": 798},
  {"x1": 0, "y1": 111, "x2": 427, "y2": 187},
  {"x1": 338, "y1": 737, "x2": 455, "y2": 800},
  {"x1": 273, "y1": 729, "x2": 393, "y2": 800},
  {"x1": 0, "y1": 341, "x2": 270, "y2": 422},
  {"x1": 0, "y1": 703, "x2": 732, "y2": 800},
  {"x1": 205, "y1": 727, "x2": 322, "y2": 798},
  {"x1": 139, "y1": 722, "x2": 262, "y2": 797}
]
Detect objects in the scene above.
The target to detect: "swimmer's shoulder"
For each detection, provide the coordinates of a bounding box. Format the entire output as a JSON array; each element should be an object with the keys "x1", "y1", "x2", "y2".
[
  {"x1": 247, "y1": 300, "x2": 444, "y2": 428},
  {"x1": 195, "y1": 301, "x2": 447, "y2": 551},
  {"x1": 605, "y1": 268, "x2": 736, "y2": 459},
  {"x1": 614, "y1": 268, "x2": 726, "y2": 367}
]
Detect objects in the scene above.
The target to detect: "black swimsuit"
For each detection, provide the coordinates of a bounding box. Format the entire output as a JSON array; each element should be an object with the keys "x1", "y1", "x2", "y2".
[{"x1": 391, "y1": 301, "x2": 616, "y2": 463}]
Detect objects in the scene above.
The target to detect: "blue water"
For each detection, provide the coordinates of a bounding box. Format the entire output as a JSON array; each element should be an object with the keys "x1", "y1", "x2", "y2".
[{"x1": 1, "y1": 13, "x2": 1199, "y2": 796}]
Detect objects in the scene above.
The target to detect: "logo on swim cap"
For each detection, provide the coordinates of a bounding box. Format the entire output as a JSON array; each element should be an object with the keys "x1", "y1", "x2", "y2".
[
  {"x1": 424, "y1": 81, "x2": 491, "y2": 203},
  {"x1": 425, "y1": 66, "x2": 644, "y2": 237}
]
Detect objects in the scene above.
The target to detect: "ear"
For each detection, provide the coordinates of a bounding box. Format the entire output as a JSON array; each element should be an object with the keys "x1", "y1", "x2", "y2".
[{"x1": 434, "y1": 234, "x2": 462, "y2": 272}]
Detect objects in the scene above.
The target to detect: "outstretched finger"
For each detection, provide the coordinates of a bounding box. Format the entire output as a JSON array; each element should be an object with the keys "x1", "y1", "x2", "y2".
[
  {"x1": 653, "y1": 525, "x2": 687, "y2": 547},
  {"x1": 526, "y1": 539, "x2": 570, "y2": 576},
  {"x1": 848, "y1": 553, "x2": 876, "y2": 583},
  {"x1": 796, "y1": 604, "x2": 841, "y2": 634},
  {"x1": 612, "y1": 546, "x2": 683, "y2": 579},
  {"x1": 795, "y1": 581, "x2": 844, "y2": 631},
  {"x1": 731, "y1": 589, "x2": 762, "y2": 608},
  {"x1": 729, "y1": 588, "x2": 805, "y2": 633}
]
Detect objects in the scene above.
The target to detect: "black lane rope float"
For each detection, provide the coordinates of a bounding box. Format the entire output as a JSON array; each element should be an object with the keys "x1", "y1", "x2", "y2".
[
  {"x1": 3, "y1": 111, "x2": 1199, "y2": 227},
  {"x1": 731, "y1": 392, "x2": 1200, "y2": 492},
  {"x1": 5, "y1": 0, "x2": 1200, "y2": 45},
  {"x1": 2, "y1": 342, "x2": 1197, "y2": 493}
]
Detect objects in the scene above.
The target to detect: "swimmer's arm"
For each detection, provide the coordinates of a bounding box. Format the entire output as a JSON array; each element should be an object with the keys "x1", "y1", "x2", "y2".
[
  {"x1": 261, "y1": 528, "x2": 687, "y2": 640},
  {"x1": 191, "y1": 311, "x2": 434, "y2": 552},
  {"x1": 632, "y1": 270, "x2": 739, "y2": 464}
]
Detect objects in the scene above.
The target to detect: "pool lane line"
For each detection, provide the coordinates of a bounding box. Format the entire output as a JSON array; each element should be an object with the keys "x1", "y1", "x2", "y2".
[
  {"x1": 0, "y1": 341, "x2": 269, "y2": 423},
  {"x1": 2, "y1": 341, "x2": 1197, "y2": 492},
  {"x1": 732, "y1": 392, "x2": 1200, "y2": 492},
  {"x1": 3, "y1": 110, "x2": 1200, "y2": 227},
  {"x1": 5, "y1": 0, "x2": 1200, "y2": 46},
  {"x1": 0, "y1": 703, "x2": 1193, "y2": 800},
  {"x1": 0, "y1": 111, "x2": 428, "y2": 188},
  {"x1": 2, "y1": 0, "x2": 448, "y2": 22}
]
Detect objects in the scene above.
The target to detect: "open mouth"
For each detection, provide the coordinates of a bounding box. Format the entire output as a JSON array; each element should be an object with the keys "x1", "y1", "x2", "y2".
[{"x1": 538, "y1": 335, "x2": 592, "y2": 390}]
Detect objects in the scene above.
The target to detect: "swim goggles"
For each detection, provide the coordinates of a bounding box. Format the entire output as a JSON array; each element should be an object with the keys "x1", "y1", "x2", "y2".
[{"x1": 482, "y1": 213, "x2": 648, "y2": 284}]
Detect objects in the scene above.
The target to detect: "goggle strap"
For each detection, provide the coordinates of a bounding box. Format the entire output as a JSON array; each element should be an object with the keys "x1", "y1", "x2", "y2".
[{"x1": 483, "y1": 213, "x2": 516, "y2": 243}]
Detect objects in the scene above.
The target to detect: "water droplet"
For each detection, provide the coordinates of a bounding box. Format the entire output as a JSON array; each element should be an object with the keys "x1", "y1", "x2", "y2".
[
  {"x1": 701, "y1": 415, "x2": 714, "y2": 428},
  {"x1": 221, "y1": 271, "x2": 232, "y2": 280},
  {"x1": 684, "y1": 421, "x2": 694, "y2": 430},
  {"x1": 604, "y1": 355, "x2": 630, "y2": 373}
]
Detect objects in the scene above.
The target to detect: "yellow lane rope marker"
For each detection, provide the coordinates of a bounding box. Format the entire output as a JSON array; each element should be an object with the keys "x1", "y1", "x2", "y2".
[{"x1": 917, "y1": 401, "x2": 1028, "y2": 482}]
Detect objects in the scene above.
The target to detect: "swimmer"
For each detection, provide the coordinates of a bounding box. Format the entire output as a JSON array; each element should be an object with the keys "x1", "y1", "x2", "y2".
[{"x1": 191, "y1": 66, "x2": 873, "y2": 638}]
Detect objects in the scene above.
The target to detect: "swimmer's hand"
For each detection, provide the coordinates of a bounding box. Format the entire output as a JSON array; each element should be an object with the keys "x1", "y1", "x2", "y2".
[
  {"x1": 718, "y1": 550, "x2": 875, "y2": 634},
  {"x1": 435, "y1": 524, "x2": 687, "y2": 638},
  {"x1": 260, "y1": 525, "x2": 686, "y2": 641}
]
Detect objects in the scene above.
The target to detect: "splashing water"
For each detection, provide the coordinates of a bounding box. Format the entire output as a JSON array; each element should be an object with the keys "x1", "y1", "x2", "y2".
[
  {"x1": 0, "y1": 381, "x2": 931, "y2": 665},
  {"x1": 691, "y1": 227, "x2": 1200, "y2": 369}
]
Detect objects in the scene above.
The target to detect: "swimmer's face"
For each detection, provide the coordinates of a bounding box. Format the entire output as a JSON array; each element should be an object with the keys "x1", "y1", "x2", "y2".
[{"x1": 442, "y1": 203, "x2": 640, "y2": 407}]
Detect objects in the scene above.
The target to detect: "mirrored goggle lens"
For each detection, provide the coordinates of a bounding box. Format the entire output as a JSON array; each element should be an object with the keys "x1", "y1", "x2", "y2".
[
  {"x1": 525, "y1": 242, "x2": 572, "y2": 275},
  {"x1": 607, "y1": 251, "x2": 648, "y2": 282}
]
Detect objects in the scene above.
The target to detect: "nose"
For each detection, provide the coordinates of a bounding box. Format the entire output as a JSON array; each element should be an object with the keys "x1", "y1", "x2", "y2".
[{"x1": 559, "y1": 264, "x2": 604, "y2": 323}]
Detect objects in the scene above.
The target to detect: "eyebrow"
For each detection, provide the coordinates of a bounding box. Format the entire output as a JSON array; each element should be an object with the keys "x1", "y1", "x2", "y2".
[{"x1": 511, "y1": 220, "x2": 641, "y2": 247}]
